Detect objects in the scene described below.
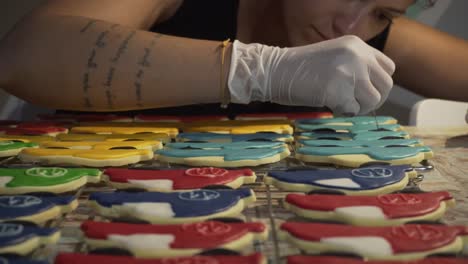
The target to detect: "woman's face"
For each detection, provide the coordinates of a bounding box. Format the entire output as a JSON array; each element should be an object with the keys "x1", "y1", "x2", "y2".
[{"x1": 282, "y1": 0, "x2": 415, "y2": 45}]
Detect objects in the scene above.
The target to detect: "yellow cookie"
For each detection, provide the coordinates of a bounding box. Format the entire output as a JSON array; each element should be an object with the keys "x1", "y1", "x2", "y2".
[
  {"x1": 18, "y1": 148, "x2": 153, "y2": 167},
  {"x1": 39, "y1": 140, "x2": 162, "y2": 151},
  {"x1": 184, "y1": 120, "x2": 293, "y2": 134},
  {"x1": 57, "y1": 133, "x2": 170, "y2": 143}
]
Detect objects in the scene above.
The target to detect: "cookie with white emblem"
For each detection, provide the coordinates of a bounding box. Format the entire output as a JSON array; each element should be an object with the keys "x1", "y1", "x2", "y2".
[
  {"x1": 279, "y1": 223, "x2": 468, "y2": 261},
  {"x1": 81, "y1": 221, "x2": 268, "y2": 258},
  {"x1": 89, "y1": 188, "x2": 255, "y2": 224},
  {"x1": 0, "y1": 167, "x2": 101, "y2": 194},
  {"x1": 287, "y1": 256, "x2": 468, "y2": 264},
  {"x1": 0, "y1": 195, "x2": 78, "y2": 226},
  {"x1": 284, "y1": 191, "x2": 455, "y2": 226},
  {"x1": 0, "y1": 223, "x2": 60, "y2": 256},
  {"x1": 156, "y1": 142, "x2": 290, "y2": 167},
  {"x1": 104, "y1": 167, "x2": 256, "y2": 191},
  {"x1": 264, "y1": 165, "x2": 417, "y2": 196},
  {"x1": 297, "y1": 131, "x2": 410, "y2": 141},
  {"x1": 296, "y1": 145, "x2": 433, "y2": 167},
  {"x1": 0, "y1": 140, "x2": 37, "y2": 158},
  {"x1": 0, "y1": 256, "x2": 48, "y2": 264},
  {"x1": 55, "y1": 253, "x2": 266, "y2": 264}
]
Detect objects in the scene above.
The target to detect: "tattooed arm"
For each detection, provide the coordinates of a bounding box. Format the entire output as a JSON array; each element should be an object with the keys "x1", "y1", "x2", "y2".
[{"x1": 0, "y1": 6, "x2": 231, "y2": 111}]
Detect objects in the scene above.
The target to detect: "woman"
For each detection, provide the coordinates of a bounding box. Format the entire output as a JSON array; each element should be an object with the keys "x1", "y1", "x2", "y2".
[{"x1": 0, "y1": 0, "x2": 466, "y2": 116}]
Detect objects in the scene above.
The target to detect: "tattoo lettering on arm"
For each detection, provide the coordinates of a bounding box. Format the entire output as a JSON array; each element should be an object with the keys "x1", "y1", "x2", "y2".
[
  {"x1": 134, "y1": 34, "x2": 162, "y2": 107},
  {"x1": 80, "y1": 20, "x2": 97, "y2": 33},
  {"x1": 81, "y1": 23, "x2": 115, "y2": 108},
  {"x1": 111, "y1": 31, "x2": 136, "y2": 63}
]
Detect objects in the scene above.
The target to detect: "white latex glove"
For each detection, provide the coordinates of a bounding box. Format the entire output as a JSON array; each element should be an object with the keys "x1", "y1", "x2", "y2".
[{"x1": 228, "y1": 36, "x2": 395, "y2": 115}]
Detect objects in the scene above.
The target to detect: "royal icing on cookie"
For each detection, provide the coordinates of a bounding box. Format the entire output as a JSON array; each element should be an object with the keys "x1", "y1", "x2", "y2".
[
  {"x1": 71, "y1": 125, "x2": 178, "y2": 138},
  {"x1": 297, "y1": 131, "x2": 410, "y2": 141},
  {"x1": 279, "y1": 223, "x2": 468, "y2": 260},
  {"x1": 104, "y1": 167, "x2": 256, "y2": 191},
  {"x1": 19, "y1": 148, "x2": 153, "y2": 167},
  {"x1": 38, "y1": 113, "x2": 132, "y2": 122},
  {"x1": 264, "y1": 165, "x2": 416, "y2": 195},
  {"x1": 135, "y1": 114, "x2": 229, "y2": 122},
  {"x1": 0, "y1": 167, "x2": 101, "y2": 194},
  {"x1": 0, "y1": 256, "x2": 48, "y2": 264},
  {"x1": 89, "y1": 188, "x2": 255, "y2": 223},
  {"x1": 287, "y1": 256, "x2": 468, "y2": 264},
  {"x1": 55, "y1": 253, "x2": 266, "y2": 264},
  {"x1": 0, "y1": 195, "x2": 77, "y2": 224},
  {"x1": 296, "y1": 116, "x2": 397, "y2": 126},
  {"x1": 0, "y1": 223, "x2": 60, "y2": 255},
  {"x1": 57, "y1": 133, "x2": 170, "y2": 143},
  {"x1": 298, "y1": 139, "x2": 422, "y2": 148},
  {"x1": 81, "y1": 221, "x2": 267, "y2": 257},
  {"x1": 184, "y1": 120, "x2": 293, "y2": 134},
  {"x1": 0, "y1": 126, "x2": 68, "y2": 136},
  {"x1": 0, "y1": 141, "x2": 37, "y2": 157},
  {"x1": 236, "y1": 112, "x2": 333, "y2": 121},
  {"x1": 177, "y1": 132, "x2": 293, "y2": 143},
  {"x1": 296, "y1": 146, "x2": 433, "y2": 166},
  {"x1": 0, "y1": 135, "x2": 56, "y2": 144},
  {"x1": 296, "y1": 123, "x2": 401, "y2": 133},
  {"x1": 284, "y1": 192, "x2": 455, "y2": 225},
  {"x1": 39, "y1": 140, "x2": 163, "y2": 151}
]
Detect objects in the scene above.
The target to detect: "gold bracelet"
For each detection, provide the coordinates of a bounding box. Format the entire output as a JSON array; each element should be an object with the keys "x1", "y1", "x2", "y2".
[{"x1": 220, "y1": 38, "x2": 231, "y2": 109}]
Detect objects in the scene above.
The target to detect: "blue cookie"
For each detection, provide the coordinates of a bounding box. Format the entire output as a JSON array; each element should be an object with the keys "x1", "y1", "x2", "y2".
[
  {"x1": 296, "y1": 123, "x2": 401, "y2": 133},
  {"x1": 89, "y1": 188, "x2": 256, "y2": 224},
  {"x1": 297, "y1": 131, "x2": 410, "y2": 141},
  {"x1": 298, "y1": 139, "x2": 423, "y2": 148},
  {"x1": 0, "y1": 195, "x2": 77, "y2": 225},
  {"x1": 296, "y1": 146, "x2": 433, "y2": 167},
  {"x1": 0, "y1": 223, "x2": 60, "y2": 255},
  {"x1": 264, "y1": 165, "x2": 417, "y2": 195},
  {"x1": 0, "y1": 256, "x2": 47, "y2": 264},
  {"x1": 296, "y1": 116, "x2": 397, "y2": 126}
]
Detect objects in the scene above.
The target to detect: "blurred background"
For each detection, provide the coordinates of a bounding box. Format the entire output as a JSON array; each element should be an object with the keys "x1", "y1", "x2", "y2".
[{"x1": 0, "y1": 0, "x2": 466, "y2": 124}]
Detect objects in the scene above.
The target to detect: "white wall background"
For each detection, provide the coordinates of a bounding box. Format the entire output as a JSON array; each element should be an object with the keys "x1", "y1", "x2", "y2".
[{"x1": 0, "y1": 0, "x2": 467, "y2": 122}]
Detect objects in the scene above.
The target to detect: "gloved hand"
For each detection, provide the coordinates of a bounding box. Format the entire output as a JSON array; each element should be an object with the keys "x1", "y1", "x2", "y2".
[{"x1": 228, "y1": 35, "x2": 395, "y2": 115}]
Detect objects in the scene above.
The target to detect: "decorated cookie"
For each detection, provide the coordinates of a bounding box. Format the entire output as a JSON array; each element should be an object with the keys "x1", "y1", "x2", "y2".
[
  {"x1": 0, "y1": 223, "x2": 60, "y2": 255},
  {"x1": 284, "y1": 191, "x2": 455, "y2": 226},
  {"x1": 298, "y1": 139, "x2": 423, "y2": 148},
  {"x1": 55, "y1": 253, "x2": 266, "y2": 264},
  {"x1": 287, "y1": 256, "x2": 468, "y2": 264},
  {"x1": 296, "y1": 123, "x2": 402, "y2": 133},
  {"x1": 235, "y1": 112, "x2": 333, "y2": 121},
  {"x1": 89, "y1": 188, "x2": 256, "y2": 224},
  {"x1": 39, "y1": 140, "x2": 163, "y2": 151},
  {"x1": 0, "y1": 140, "x2": 37, "y2": 157},
  {"x1": 81, "y1": 221, "x2": 268, "y2": 258},
  {"x1": 183, "y1": 120, "x2": 293, "y2": 134},
  {"x1": 0, "y1": 195, "x2": 78, "y2": 226},
  {"x1": 296, "y1": 146, "x2": 433, "y2": 167},
  {"x1": 135, "y1": 114, "x2": 229, "y2": 122},
  {"x1": 297, "y1": 131, "x2": 410, "y2": 141},
  {"x1": 57, "y1": 133, "x2": 170, "y2": 144},
  {"x1": 104, "y1": 167, "x2": 256, "y2": 191},
  {"x1": 0, "y1": 256, "x2": 47, "y2": 264},
  {"x1": 156, "y1": 142, "x2": 290, "y2": 167},
  {"x1": 71, "y1": 125, "x2": 178, "y2": 138},
  {"x1": 296, "y1": 116, "x2": 397, "y2": 126},
  {"x1": 37, "y1": 113, "x2": 132, "y2": 122},
  {"x1": 0, "y1": 125, "x2": 68, "y2": 137},
  {"x1": 177, "y1": 132, "x2": 293, "y2": 143},
  {"x1": 0, "y1": 167, "x2": 101, "y2": 194},
  {"x1": 0, "y1": 120, "x2": 19, "y2": 127},
  {"x1": 0, "y1": 135, "x2": 56, "y2": 144},
  {"x1": 18, "y1": 148, "x2": 154, "y2": 167},
  {"x1": 279, "y1": 223, "x2": 468, "y2": 261},
  {"x1": 264, "y1": 165, "x2": 417, "y2": 195}
]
